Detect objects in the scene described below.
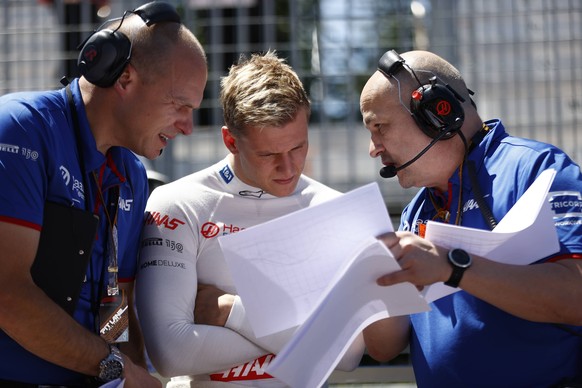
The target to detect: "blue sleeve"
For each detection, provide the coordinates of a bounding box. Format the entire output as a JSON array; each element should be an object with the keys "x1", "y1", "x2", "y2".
[
  {"x1": 545, "y1": 152, "x2": 582, "y2": 256},
  {"x1": 0, "y1": 98, "x2": 51, "y2": 227}
]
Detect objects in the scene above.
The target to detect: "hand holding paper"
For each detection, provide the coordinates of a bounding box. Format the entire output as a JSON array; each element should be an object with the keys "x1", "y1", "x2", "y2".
[
  {"x1": 423, "y1": 169, "x2": 559, "y2": 302},
  {"x1": 218, "y1": 183, "x2": 428, "y2": 387},
  {"x1": 266, "y1": 238, "x2": 428, "y2": 387}
]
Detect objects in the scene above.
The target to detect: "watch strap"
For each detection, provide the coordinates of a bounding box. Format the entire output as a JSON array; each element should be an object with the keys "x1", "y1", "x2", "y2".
[
  {"x1": 98, "y1": 344, "x2": 124, "y2": 382},
  {"x1": 444, "y1": 248, "x2": 472, "y2": 288},
  {"x1": 444, "y1": 266, "x2": 465, "y2": 288}
]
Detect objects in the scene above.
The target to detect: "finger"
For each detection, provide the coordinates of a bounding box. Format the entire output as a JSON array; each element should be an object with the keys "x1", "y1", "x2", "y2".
[
  {"x1": 376, "y1": 270, "x2": 406, "y2": 287},
  {"x1": 376, "y1": 231, "x2": 399, "y2": 249}
]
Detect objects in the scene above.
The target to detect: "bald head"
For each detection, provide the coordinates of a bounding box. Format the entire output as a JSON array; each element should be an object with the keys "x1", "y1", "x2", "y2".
[
  {"x1": 399, "y1": 51, "x2": 471, "y2": 103},
  {"x1": 120, "y1": 15, "x2": 206, "y2": 85},
  {"x1": 361, "y1": 50, "x2": 481, "y2": 139}
]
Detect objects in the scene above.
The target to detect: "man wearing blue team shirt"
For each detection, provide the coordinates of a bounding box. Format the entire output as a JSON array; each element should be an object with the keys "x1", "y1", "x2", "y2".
[
  {"x1": 360, "y1": 49, "x2": 582, "y2": 387},
  {"x1": 0, "y1": 2, "x2": 206, "y2": 386}
]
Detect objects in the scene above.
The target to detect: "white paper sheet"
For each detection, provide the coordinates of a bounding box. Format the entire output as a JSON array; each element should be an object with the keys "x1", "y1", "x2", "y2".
[
  {"x1": 266, "y1": 238, "x2": 429, "y2": 388},
  {"x1": 423, "y1": 168, "x2": 560, "y2": 302},
  {"x1": 218, "y1": 182, "x2": 393, "y2": 337}
]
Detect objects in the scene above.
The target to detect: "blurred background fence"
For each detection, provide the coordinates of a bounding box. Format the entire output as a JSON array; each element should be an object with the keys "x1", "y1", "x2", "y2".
[
  {"x1": 1, "y1": 0, "x2": 581, "y2": 217},
  {"x1": 1, "y1": 0, "x2": 581, "y2": 384}
]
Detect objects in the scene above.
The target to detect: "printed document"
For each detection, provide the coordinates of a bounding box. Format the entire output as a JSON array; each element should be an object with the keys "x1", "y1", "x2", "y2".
[
  {"x1": 218, "y1": 182, "x2": 412, "y2": 337},
  {"x1": 423, "y1": 168, "x2": 559, "y2": 302},
  {"x1": 219, "y1": 182, "x2": 429, "y2": 387},
  {"x1": 266, "y1": 238, "x2": 428, "y2": 387},
  {"x1": 219, "y1": 169, "x2": 559, "y2": 387}
]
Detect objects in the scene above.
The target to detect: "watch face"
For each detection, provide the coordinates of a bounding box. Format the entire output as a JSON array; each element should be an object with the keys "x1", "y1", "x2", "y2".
[
  {"x1": 99, "y1": 347, "x2": 124, "y2": 382},
  {"x1": 450, "y1": 248, "x2": 471, "y2": 267},
  {"x1": 100, "y1": 359, "x2": 123, "y2": 381}
]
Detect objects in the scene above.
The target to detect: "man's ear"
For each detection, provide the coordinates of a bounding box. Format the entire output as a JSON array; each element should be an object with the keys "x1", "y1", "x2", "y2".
[
  {"x1": 222, "y1": 126, "x2": 238, "y2": 154},
  {"x1": 114, "y1": 63, "x2": 134, "y2": 93}
]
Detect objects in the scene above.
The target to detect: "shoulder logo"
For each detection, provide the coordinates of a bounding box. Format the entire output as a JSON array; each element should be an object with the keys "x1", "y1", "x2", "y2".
[
  {"x1": 219, "y1": 165, "x2": 234, "y2": 184},
  {"x1": 548, "y1": 191, "x2": 582, "y2": 218}
]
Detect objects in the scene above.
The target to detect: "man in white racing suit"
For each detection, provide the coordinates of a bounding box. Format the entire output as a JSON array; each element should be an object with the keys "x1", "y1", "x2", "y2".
[{"x1": 136, "y1": 50, "x2": 365, "y2": 387}]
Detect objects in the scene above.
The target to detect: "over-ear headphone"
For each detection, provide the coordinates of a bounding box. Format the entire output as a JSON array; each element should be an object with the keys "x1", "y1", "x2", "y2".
[
  {"x1": 377, "y1": 49, "x2": 466, "y2": 140},
  {"x1": 77, "y1": 1, "x2": 181, "y2": 88}
]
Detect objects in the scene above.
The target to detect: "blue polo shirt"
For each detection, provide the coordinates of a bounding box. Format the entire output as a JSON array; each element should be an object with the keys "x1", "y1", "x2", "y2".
[
  {"x1": 0, "y1": 79, "x2": 148, "y2": 385},
  {"x1": 400, "y1": 119, "x2": 582, "y2": 387}
]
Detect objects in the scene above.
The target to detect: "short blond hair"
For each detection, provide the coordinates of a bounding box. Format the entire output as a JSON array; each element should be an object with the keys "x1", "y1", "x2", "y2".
[{"x1": 220, "y1": 50, "x2": 310, "y2": 136}]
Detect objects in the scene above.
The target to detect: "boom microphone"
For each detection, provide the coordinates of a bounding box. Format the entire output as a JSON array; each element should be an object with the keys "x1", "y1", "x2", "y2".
[
  {"x1": 378, "y1": 128, "x2": 453, "y2": 179},
  {"x1": 379, "y1": 165, "x2": 398, "y2": 178}
]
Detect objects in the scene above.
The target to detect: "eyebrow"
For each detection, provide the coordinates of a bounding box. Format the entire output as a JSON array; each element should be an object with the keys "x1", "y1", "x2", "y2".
[
  {"x1": 257, "y1": 140, "x2": 307, "y2": 155},
  {"x1": 171, "y1": 93, "x2": 197, "y2": 110}
]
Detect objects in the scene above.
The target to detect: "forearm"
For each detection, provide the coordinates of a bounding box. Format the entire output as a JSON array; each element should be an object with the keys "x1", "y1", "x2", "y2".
[
  {"x1": 378, "y1": 232, "x2": 582, "y2": 325},
  {"x1": 0, "y1": 278, "x2": 108, "y2": 376},
  {"x1": 143, "y1": 320, "x2": 267, "y2": 377},
  {"x1": 461, "y1": 256, "x2": 582, "y2": 324},
  {"x1": 136, "y1": 268, "x2": 268, "y2": 376}
]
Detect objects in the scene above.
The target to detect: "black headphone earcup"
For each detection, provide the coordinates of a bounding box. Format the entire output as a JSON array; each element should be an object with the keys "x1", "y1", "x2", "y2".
[
  {"x1": 77, "y1": 29, "x2": 131, "y2": 88},
  {"x1": 410, "y1": 83, "x2": 465, "y2": 139}
]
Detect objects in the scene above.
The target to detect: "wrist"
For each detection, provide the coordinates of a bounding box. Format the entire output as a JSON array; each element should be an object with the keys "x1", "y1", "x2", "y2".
[
  {"x1": 444, "y1": 248, "x2": 472, "y2": 288},
  {"x1": 98, "y1": 344, "x2": 124, "y2": 382}
]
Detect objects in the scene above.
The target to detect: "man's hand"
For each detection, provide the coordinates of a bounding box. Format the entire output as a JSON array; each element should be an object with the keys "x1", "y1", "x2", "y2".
[
  {"x1": 376, "y1": 231, "x2": 450, "y2": 288},
  {"x1": 122, "y1": 354, "x2": 162, "y2": 388},
  {"x1": 194, "y1": 284, "x2": 235, "y2": 326}
]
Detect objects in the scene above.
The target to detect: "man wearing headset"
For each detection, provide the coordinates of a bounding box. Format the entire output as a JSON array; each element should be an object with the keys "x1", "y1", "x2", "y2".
[
  {"x1": 360, "y1": 50, "x2": 582, "y2": 386},
  {"x1": 0, "y1": 2, "x2": 207, "y2": 386}
]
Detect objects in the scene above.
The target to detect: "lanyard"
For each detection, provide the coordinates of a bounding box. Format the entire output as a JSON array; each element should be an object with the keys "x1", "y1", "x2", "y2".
[
  {"x1": 92, "y1": 170, "x2": 120, "y2": 296},
  {"x1": 65, "y1": 84, "x2": 121, "y2": 298}
]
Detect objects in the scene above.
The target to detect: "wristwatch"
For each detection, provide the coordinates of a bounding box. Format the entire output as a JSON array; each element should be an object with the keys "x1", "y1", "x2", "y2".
[
  {"x1": 444, "y1": 248, "x2": 472, "y2": 288},
  {"x1": 98, "y1": 345, "x2": 124, "y2": 382}
]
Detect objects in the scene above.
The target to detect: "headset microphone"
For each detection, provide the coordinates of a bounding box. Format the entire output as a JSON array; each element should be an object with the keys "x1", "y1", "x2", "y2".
[
  {"x1": 379, "y1": 165, "x2": 397, "y2": 178},
  {"x1": 378, "y1": 126, "x2": 454, "y2": 179}
]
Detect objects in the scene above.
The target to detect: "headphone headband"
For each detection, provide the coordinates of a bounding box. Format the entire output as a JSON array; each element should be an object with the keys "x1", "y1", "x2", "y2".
[
  {"x1": 378, "y1": 49, "x2": 406, "y2": 78},
  {"x1": 134, "y1": 1, "x2": 181, "y2": 26}
]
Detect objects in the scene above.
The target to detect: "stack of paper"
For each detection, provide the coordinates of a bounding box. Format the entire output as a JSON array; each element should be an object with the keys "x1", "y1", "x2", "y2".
[{"x1": 218, "y1": 169, "x2": 560, "y2": 387}]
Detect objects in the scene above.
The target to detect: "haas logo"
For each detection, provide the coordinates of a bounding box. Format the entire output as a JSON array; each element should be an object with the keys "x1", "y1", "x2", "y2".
[
  {"x1": 436, "y1": 100, "x2": 451, "y2": 116},
  {"x1": 145, "y1": 211, "x2": 185, "y2": 230},
  {"x1": 83, "y1": 46, "x2": 98, "y2": 62}
]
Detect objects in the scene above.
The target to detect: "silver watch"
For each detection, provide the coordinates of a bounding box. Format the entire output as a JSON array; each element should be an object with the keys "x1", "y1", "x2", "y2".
[{"x1": 98, "y1": 345, "x2": 124, "y2": 382}]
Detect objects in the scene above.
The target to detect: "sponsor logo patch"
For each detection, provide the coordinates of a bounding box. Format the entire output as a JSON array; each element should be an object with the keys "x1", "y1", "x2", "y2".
[
  {"x1": 0, "y1": 143, "x2": 19, "y2": 154},
  {"x1": 200, "y1": 221, "x2": 244, "y2": 238},
  {"x1": 219, "y1": 164, "x2": 234, "y2": 184},
  {"x1": 548, "y1": 191, "x2": 582, "y2": 218},
  {"x1": 210, "y1": 354, "x2": 274, "y2": 382},
  {"x1": 144, "y1": 211, "x2": 186, "y2": 230},
  {"x1": 139, "y1": 259, "x2": 186, "y2": 270}
]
